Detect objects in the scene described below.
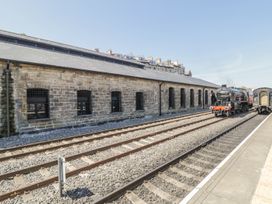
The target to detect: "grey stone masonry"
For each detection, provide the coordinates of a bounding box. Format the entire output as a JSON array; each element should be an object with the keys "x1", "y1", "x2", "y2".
[
  {"x1": 0, "y1": 63, "x2": 3, "y2": 133},
  {"x1": 0, "y1": 61, "x2": 215, "y2": 134}
]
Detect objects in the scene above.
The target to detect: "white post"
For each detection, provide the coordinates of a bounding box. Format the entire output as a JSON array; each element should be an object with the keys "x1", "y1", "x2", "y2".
[{"x1": 58, "y1": 156, "x2": 66, "y2": 197}]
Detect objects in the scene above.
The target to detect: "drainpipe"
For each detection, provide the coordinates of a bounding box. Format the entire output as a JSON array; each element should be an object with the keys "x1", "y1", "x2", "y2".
[
  {"x1": 5, "y1": 61, "x2": 10, "y2": 137},
  {"x1": 159, "y1": 82, "x2": 164, "y2": 116}
]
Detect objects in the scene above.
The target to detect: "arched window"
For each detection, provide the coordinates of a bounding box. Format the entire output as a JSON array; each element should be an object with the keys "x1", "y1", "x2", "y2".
[
  {"x1": 180, "y1": 88, "x2": 186, "y2": 108},
  {"x1": 190, "y1": 89, "x2": 194, "y2": 107},
  {"x1": 205, "y1": 90, "x2": 208, "y2": 105},
  {"x1": 169, "y1": 87, "x2": 175, "y2": 109},
  {"x1": 27, "y1": 88, "x2": 49, "y2": 119},
  {"x1": 198, "y1": 90, "x2": 202, "y2": 106},
  {"x1": 211, "y1": 90, "x2": 217, "y2": 105}
]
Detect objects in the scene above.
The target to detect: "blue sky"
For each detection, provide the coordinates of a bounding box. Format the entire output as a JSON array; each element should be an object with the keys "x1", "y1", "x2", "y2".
[{"x1": 0, "y1": 0, "x2": 271, "y2": 88}]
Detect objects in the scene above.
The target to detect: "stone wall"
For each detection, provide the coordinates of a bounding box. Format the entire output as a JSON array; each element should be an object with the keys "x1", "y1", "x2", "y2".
[
  {"x1": 7, "y1": 62, "x2": 215, "y2": 133},
  {"x1": 160, "y1": 83, "x2": 213, "y2": 114},
  {"x1": 0, "y1": 62, "x2": 4, "y2": 133}
]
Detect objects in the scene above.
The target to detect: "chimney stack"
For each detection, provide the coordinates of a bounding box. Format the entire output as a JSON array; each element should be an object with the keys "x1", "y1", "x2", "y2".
[{"x1": 107, "y1": 49, "x2": 113, "y2": 55}]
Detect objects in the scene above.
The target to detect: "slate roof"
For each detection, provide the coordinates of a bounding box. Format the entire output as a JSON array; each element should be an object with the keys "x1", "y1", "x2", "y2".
[
  {"x1": 0, "y1": 30, "x2": 218, "y2": 88},
  {"x1": 0, "y1": 29, "x2": 142, "y2": 68}
]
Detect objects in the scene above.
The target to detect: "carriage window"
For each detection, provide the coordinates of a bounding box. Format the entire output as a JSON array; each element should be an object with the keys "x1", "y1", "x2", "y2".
[
  {"x1": 198, "y1": 90, "x2": 202, "y2": 106},
  {"x1": 111, "y1": 91, "x2": 122, "y2": 112},
  {"x1": 77, "y1": 90, "x2": 92, "y2": 115},
  {"x1": 136, "y1": 92, "x2": 144, "y2": 110},
  {"x1": 190, "y1": 89, "x2": 194, "y2": 107},
  {"x1": 27, "y1": 89, "x2": 49, "y2": 120},
  {"x1": 169, "y1": 87, "x2": 175, "y2": 109},
  {"x1": 180, "y1": 88, "x2": 186, "y2": 108}
]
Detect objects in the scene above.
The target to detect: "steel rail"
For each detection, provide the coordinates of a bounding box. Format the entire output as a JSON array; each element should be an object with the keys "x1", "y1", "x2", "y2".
[
  {"x1": 0, "y1": 112, "x2": 211, "y2": 161},
  {"x1": 0, "y1": 117, "x2": 225, "y2": 202},
  {"x1": 0, "y1": 111, "x2": 211, "y2": 153},
  {"x1": 0, "y1": 116, "x2": 216, "y2": 180},
  {"x1": 93, "y1": 113, "x2": 258, "y2": 204}
]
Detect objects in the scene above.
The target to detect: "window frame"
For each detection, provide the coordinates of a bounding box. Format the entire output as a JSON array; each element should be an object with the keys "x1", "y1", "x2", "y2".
[
  {"x1": 136, "y1": 92, "x2": 144, "y2": 111},
  {"x1": 77, "y1": 90, "x2": 92, "y2": 116},
  {"x1": 180, "y1": 88, "x2": 186, "y2": 108},
  {"x1": 169, "y1": 87, "x2": 175, "y2": 109},
  {"x1": 27, "y1": 88, "x2": 50, "y2": 120},
  {"x1": 111, "y1": 91, "x2": 122, "y2": 112},
  {"x1": 190, "y1": 89, "x2": 195, "y2": 107},
  {"x1": 198, "y1": 90, "x2": 202, "y2": 106},
  {"x1": 205, "y1": 90, "x2": 209, "y2": 105}
]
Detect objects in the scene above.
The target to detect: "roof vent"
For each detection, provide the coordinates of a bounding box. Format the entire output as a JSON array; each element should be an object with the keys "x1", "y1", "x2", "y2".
[{"x1": 94, "y1": 48, "x2": 100, "y2": 52}]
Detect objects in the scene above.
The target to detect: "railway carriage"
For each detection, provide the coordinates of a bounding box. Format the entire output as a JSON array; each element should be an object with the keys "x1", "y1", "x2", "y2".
[{"x1": 253, "y1": 87, "x2": 272, "y2": 114}]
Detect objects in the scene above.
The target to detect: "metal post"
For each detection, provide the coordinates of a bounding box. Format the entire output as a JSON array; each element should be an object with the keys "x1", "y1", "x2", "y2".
[
  {"x1": 5, "y1": 63, "x2": 10, "y2": 137},
  {"x1": 58, "y1": 156, "x2": 66, "y2": 197}
]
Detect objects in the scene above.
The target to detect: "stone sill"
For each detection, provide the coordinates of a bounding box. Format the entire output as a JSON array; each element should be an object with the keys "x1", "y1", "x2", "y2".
[
  {"x1": 28, "y1": 118, "x2": 51, "y2": 123},
  {"x1": 110, "y1": 111, "x2": 123, "y2": 115},
  {"x1": 77, "y1": 114, "x2": 93, "y2": 118},
  {"x1": 135, "y1": 110, "x2": 145, "y2": 112}
]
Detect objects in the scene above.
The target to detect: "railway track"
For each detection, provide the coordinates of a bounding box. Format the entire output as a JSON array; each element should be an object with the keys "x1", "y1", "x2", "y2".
[
  {"x1": 0, "y1": 113, "x2": 214, "y2": 178},
  {"x1": 93, "y1": 113, "x2": 260, "y2": 204},
  {"x1": 0, "y1": 111, "x2": 211, "y2": 162},
  {"x1": 0, "y1": 112, "x2": 222, "y2": 202}
]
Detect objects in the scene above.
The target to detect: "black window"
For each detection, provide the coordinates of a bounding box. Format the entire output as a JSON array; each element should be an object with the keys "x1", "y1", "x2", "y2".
[
  {"x1": 198, "y1": 90, "x2": 202, "y2": 106},
  {"x1": 180, "y1": 88, "x2": 186, "y2": 108},
  {"x1": 111, "y1": 91, "x2": 122, "y2": 112},
  {"x1": 211, "y1": 91, "x2": 217, "y2": 105},
  {"x1": 77, "y1": 90, "x2": 92, "y2": 115},
  {"x1": 136, "y1": 92, "x2": 144, "y2": 110},
  {"x1": 205, "y1": 90, "x2": 208, "y2": 105},
  {"x1": 190, "y1": 89, "x2": 194, "y2": 107},
  {"x1": 27, "y1": 89, "x2": 49, "y2": 120},
  {"x1": 169, "y1": 87, "x2": 175, "y2": 109}
]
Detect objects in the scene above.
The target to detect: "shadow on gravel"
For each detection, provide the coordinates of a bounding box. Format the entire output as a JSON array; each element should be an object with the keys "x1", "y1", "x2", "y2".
[{"x1": 66, "y1": 188, "x2": 94, "y2": 199}]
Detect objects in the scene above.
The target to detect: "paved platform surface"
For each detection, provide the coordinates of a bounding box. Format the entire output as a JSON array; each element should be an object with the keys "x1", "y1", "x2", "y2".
[{"x1": 186, "y1": 114, "x2": 272, "y2": 204}]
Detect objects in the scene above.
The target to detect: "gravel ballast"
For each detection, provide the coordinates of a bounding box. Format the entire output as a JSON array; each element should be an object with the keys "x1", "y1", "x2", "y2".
[
  {"x1": 0, "y1": 110, "x2": 207, "y2": 149},
  {"x1": 2, "y1": 112, "x2": 265, "y2": 204},
  {"x1": 0, "y1": 114, "x2": 214, "y2": 175}
]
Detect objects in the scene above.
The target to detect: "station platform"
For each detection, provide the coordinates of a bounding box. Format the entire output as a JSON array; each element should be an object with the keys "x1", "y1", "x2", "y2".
[{"x1": 183, "y1": 113, "x2": 272, "y2": 204}]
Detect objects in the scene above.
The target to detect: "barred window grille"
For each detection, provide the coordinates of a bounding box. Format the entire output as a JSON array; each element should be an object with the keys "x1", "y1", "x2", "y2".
[
  {"x1": 198, "y1": 90, "x2": 202, "y2": 106},
  {"x1": 77, "y1": 90, "x2": 92, "y2": 115},
  {"x1": 180, "y1": 88, "x2": 186, "y2": 108},
  {"x1": 136, "y1": 92, "x2": 144, "y2": 110},
  {"x1": 111, "y1": 91, "x2": 122, "y2": 112},
  {"x1": 27, "y1": 89, "x2": 49, "y2": 120},
  {"x1": 169, "y1": 87, "x2": 175, "y2": 109},
  {"x1": 190, "y1": 89, "x2": 195, "y2": 107}
]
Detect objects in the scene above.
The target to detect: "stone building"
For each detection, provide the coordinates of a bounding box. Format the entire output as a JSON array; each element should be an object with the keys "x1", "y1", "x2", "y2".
[{"x1": 0, "y1": 30, "x2": 218, "y2": 135}]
